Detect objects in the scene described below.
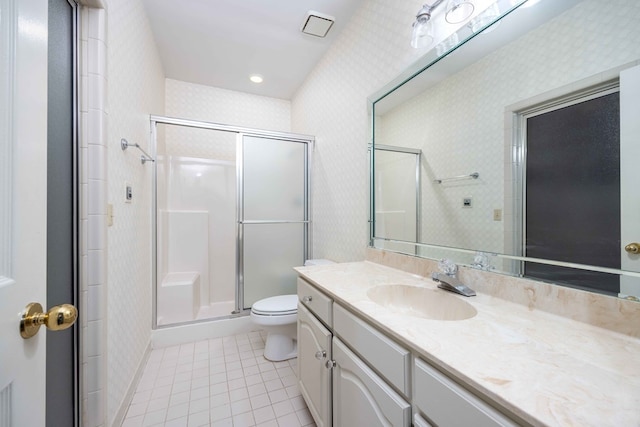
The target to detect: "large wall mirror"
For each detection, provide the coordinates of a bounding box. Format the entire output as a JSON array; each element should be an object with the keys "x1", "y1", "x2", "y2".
[{"x1": 370, "y1": 0, "x2": 640, "y2": 299}]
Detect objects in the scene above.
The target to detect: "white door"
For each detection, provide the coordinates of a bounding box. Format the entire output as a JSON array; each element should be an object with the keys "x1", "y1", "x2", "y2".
[
  {"x1": 0, "y1": 0, "x2": 49, "y2": 425},
  {"x1": 620, "y1": 64, "x2": 640, "y2": 298}
]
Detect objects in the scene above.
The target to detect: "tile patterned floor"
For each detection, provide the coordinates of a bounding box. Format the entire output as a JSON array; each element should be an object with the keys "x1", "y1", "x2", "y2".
[{"x1": 121, "y1": 331, "x2": 316, "y2": 427}]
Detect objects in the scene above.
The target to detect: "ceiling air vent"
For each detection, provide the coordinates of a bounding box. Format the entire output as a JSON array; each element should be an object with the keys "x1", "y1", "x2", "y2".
[{"x1": 301, "y1": 11, "x2": 335, "y2": 38}]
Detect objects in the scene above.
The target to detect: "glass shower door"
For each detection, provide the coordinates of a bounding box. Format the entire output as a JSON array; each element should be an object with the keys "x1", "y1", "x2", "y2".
[{"x1": 239, "y1": 135, "x2": 309, "y2": 309}]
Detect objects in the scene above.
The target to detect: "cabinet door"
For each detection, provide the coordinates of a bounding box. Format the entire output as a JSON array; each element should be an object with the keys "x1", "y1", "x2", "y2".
[
  {"x1": 298, "y1": 303, "x2": 332, "y2": 427},
  {"x1": 332, "y1": 338, "x2": 411, "y2": 427}
]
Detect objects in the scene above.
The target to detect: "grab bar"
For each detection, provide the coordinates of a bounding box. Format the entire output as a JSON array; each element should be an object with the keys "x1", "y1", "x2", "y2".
[
  {"x1": 121, "y1": 138, "x2": 155, "y2": 164},
  {"x1": 434, "y1": 172, "x2": 479, "y2": 184}
]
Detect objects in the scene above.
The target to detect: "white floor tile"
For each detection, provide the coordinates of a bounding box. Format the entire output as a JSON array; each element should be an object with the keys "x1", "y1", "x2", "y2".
[
  {"x1": 253, "y1": 405, "x2": 276, "y2": 424},
  {"x1": 189, "y1": 397, "x2": 210, "y2": 415},
  {"x1": 210, "y1": 418, "x2": 233, "y2": 427},
  {"x1": 142, "y1": 408, "x2": 166, "y2": 426},
  {"x1": 272, "y1": 399, "x2": 294, "y2": 418},
  {"x1": 210, "y1": 404, "x2": 231, "y2": 422},
  {"x1": 164, "y1": 415, "x2": 188, "y2": 427},
  {"x1": 233, "y1": 411, "x2": 256, "y2": 427},
  {"x1": 249, "y1": 393, "x2": 271, "y2": 410},
  {"x1": 276, "y1": 412, "x2": 301, "y2": 427},
  {"x1": 121, "y1": 331, "x2": 313, "y2": 427},
  {"x1": 231, "y1": 398, "x2": 252, "y2": 415},
  {"x1": 187, "y1": 410, "x2": 209, "y2": 427},
  {"x1": 166, "y1": 402, "x2": 189, "y2": 421}
]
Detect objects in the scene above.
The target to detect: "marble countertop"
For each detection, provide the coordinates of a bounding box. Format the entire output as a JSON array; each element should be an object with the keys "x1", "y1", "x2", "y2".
[{"x1": 295, "y1": 261, "x2": 640, "y2": 427}]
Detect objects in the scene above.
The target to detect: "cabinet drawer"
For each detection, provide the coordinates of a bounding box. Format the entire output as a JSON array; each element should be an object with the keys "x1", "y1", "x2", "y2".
[
  {"x1": 414, "y1": 358, "x2": 518, "y2": 427},
  {"x1": 333, "y1": 303, "x2": 410, "y2": 396},
  {"x1": 298, "y1": 278, "x2": 332, "y2": 326},
  {"x1": 333, "y1": 338, "x2": 411, "y2": 427}
]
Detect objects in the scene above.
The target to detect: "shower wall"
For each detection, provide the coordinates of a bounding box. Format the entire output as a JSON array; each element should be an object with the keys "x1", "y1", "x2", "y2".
[{"x1": 157, "y1": 125, "x2": 237, "y2": 324}]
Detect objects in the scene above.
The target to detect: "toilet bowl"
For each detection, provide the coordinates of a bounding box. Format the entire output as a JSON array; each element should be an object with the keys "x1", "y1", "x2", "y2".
[
  {"x1": 250, "y1": 294, "x2": 298, "y2": 361},
  {"x1": 251, "y1": 259, "x2": 334, "y2": 361}
]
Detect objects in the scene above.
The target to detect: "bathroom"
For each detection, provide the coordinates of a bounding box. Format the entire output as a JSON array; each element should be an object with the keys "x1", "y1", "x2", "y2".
[{"x1": 2, "y1": 0, "x2": 640, "y2": 426}]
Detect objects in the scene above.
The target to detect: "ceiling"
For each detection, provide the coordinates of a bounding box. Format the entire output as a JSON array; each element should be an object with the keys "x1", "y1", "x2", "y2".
[{"x1": 142, "y1": 0, "x2": 365, "y2": 100}]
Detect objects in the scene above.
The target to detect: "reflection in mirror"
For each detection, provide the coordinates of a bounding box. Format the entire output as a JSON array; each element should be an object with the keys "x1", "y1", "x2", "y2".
[
  {"x1": 373, "y1": 145, "x2": 421, "y2": 255},
  {"x1": 370, "y1": 0, "x2": 640, "y2": 299}
]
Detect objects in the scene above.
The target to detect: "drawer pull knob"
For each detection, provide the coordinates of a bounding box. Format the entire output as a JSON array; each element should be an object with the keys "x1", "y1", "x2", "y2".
[
  {"x1": 325, "y1": 360, "x2": 336, "y2": 370},
  {"x1": 315, "y1": 350, "x2": 326, "y2": 360},
  {"x1": 302, "y1": 296, "x2": 313, "y2": 303}
]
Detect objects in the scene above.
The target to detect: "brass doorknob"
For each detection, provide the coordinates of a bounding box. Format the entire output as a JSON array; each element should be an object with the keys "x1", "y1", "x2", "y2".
[
  {"x1": 625, "y1": 243, "x2": 640, "y2": 254},
  {"x1": 20, "y1": 302, "x2": 78, "y2": 339}
]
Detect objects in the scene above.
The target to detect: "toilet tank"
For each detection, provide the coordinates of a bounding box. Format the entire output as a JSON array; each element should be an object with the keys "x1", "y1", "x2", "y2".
[{"x1": 304, "y1": 259, "x2": 335, "y2": 266}]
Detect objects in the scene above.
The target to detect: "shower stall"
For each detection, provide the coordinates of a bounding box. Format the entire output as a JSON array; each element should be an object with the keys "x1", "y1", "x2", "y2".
[{"x1": 150, "y1": 116, "x2": 313, "y2": 327}]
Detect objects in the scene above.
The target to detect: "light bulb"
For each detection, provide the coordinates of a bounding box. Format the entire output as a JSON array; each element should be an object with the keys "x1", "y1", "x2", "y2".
[
  {"x1": 445, "y1": 0, "x2": 475, "y2": 24},
  {"x1": 411, "y1": 18, "x2": 434, "y2": 49}
]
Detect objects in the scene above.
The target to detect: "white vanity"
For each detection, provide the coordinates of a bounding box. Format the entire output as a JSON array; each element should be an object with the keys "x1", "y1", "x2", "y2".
[{"x1": 295, "y1": 252, "x2": 640, "y2": 427}]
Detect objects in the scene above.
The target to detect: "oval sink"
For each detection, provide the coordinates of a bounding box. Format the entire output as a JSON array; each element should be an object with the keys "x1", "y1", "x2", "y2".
[{"x1": 367, "y1": 285, "x2": 477, "y2": 321}]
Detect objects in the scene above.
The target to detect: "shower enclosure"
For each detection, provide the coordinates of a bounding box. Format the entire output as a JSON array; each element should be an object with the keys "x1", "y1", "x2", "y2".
[
  {"x1": 151, "y1": 116, "x2": 313, "y2": 327},
  {"x1": 372, "y1": 145, "x2": 421, "y2": 254}
]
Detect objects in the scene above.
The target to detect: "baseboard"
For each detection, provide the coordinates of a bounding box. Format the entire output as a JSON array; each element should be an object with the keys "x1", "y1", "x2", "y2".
[
  {"x1": 151, "y1": 315, "x2": 259, "y2": 348},
  {"x1": 110, "y1": 342, "x2": 152, "y2": 427}
]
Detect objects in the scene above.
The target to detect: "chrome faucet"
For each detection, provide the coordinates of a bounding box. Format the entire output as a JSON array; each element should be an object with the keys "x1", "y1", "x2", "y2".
[{"x1": 431, "y1": 259, "x2": 476, "y2": 297}]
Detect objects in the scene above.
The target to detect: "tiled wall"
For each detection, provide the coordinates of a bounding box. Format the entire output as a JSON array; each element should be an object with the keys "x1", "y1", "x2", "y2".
[
  {"x1": 291, "y1": 0, "x2": 427, "y2": 262},
  {"x1": 104, "y1": 0, "x2": 165, "y2": 424},
  {"x1": 378, "y1": 0, "x2": 640, "y2": 256},
  {"x1": 79, "y1": 4, "x2": 108, "y2": 426}
]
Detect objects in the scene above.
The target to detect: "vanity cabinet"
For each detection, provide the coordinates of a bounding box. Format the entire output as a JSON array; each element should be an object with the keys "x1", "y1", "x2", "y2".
[
  {"x1": 298, "y1": 278, "x2": 410, "y2": 427},
  {"x1": 297, "y1": 303, "x2": 332, "y2": 427},
  {"x1": 297, "y1": 277, "x2": 517, "y2": 427}
]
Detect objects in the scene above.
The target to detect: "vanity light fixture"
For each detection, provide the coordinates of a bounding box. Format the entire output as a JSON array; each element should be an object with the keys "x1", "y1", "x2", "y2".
[
  {"x1": 411, "y1": 0, "x2": 476, "y2": 49},
  {"x1": 249, "y1": 74, "x2": 263, "y2": 83}
]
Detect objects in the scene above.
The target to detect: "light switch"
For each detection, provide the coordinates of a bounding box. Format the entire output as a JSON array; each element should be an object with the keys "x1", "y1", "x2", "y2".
[
  {"x1": 493, "y1": 209, "x2": 502, "y2": 221},
  {"x1": 125, "y1": 182, "x2": 132, "y2": 203}
]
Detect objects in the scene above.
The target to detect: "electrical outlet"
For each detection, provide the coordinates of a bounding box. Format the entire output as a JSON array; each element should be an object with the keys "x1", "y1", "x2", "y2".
[
  {"x1": 493, "y1": 209, "x2": 502, "y2": 221},
  {"x1": 462, "y1": 197, "x2": 472, "y2": 208}
]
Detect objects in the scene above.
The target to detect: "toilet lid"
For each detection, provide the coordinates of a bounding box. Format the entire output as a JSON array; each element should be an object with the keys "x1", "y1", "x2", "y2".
[{"x1": 251, "y1": 294, "x2": 298, "y2": 316}]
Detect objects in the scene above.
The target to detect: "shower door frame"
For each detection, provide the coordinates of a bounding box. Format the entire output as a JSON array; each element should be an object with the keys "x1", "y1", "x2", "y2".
[{"x1": 149, "y1": 115, "x2": 314, "y2": 328}]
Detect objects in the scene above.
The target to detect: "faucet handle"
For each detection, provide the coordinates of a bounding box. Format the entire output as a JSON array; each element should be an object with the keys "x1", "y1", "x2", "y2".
[{"x1": 438, "y1": 258, "x2": 458, "y2": 276}]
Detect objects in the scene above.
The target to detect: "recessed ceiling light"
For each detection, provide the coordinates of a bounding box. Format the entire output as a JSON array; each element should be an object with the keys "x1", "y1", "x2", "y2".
[{"x1": 249, "y1": 74, "x2": 263, "y2": 83}]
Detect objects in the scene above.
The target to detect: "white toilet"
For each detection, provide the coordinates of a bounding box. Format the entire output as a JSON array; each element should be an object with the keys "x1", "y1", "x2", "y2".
[{"x1": 250, "y1": 259, "x2": 334, "y2": 361}]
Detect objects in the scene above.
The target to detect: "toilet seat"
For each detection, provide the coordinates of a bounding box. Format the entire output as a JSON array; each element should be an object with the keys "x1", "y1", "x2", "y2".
[{"x1": 251, "y1": 294, "x2": 298, "y2": 316}]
